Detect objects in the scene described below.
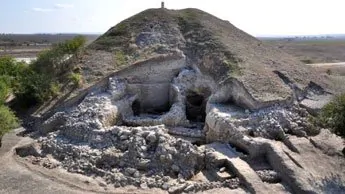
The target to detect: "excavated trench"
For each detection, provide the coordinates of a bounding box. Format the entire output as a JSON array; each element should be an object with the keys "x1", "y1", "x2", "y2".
[{"x1": 17, "y1": 55, "x2": 330, "y2": 193}]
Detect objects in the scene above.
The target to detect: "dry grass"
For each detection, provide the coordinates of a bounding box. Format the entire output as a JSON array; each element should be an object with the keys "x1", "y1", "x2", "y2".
[
  {"x1": 266, "y1": 40, "x2": 345, "y2": 63},
  {"x1": 310, "y1": 64, "x2": 345, "y2": 93}
]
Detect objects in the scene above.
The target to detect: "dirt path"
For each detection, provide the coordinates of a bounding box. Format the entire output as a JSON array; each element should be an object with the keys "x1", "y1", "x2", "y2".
[
  {"x1": 307, "y1": 62, "x2": 345, "y2": 67},
  {"x1": 0, "y1": 128, "x2": 91, "y2": 194}
]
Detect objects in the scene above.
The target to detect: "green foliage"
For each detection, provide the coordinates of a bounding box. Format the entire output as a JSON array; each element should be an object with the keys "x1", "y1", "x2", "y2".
[
  {"x1": 68, "y1": 72, "x2": 83, "y2": 87},
  {"x1": 31, "y1": 36, "x2": 86, "y2": 76},
  {"x1": 15, "y1": 69, "x2": 58, "y2": 105},
  {"x1": 0, "y1": 80, "x2": 10, "y2": 103},
  {"x1": 317, "y1": 94, "x2": 345, "y2": 137},
  {"x1": 114, "y1": 50, "x2": 127, "y2": 66},
  {"x1": 224, "y1": 59, "x2": 241, "y2": 76},
  {"x1": 0, "y1": 105, "x2": 18, "y2": 137},
  {"x1": 57, "y1": 35, "x2": 86, "y2": 54},
  {"x1": 17, "y1": 36, "x2": 86, "y2": 105},
  {"x1": 110, "y1": 23, "x2": 127, "y2": 36}
]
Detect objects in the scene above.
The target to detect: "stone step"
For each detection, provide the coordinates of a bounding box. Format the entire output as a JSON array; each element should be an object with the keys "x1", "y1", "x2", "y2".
[{"x1": 205, "y1": 143, "x2": 271, "y2": 194}]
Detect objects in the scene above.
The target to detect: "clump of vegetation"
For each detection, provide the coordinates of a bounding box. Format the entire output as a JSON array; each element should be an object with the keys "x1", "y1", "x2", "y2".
[
  {"x1": 326, "y1": 69, "x2": 332, "y2": 75},
  {"x1": 316, "y1": 94, "x2": 345, "y2": 137},
  {"x1": 300, "y1": 59, "x2": 314, "y2": 64},
  {"x1": 0, "y1": 105, "x2": 18, "y2": 138},
  {"x1": 69, "y1": 72, "x2": 83, "y2": 87},
  {"x1": 18, "y1": 36, "x2": 86, "y2": 105},
  {"x1": 224, "y1": 59, "x2": 242, "y2": 76},
  {"x1": 114, "y1": 50, "x2": 127, "y2": 67},
  {"x1": 31, "y1": 35, "x2": 86, "y2": 76},
  {"x1": 0, "y1": 36, "x2": 86, "y2": 139},
  {"x1": 0, "y1": 57, "x2": 21, "y2": 140}
]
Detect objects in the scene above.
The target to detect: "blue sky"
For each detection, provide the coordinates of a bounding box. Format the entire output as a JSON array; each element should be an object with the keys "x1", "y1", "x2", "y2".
[{"x1": 0, "y1": 0, "x2": 344, "y2": 36}]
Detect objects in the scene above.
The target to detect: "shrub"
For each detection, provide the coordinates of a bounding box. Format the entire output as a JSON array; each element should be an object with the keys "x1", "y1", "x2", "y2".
[
  {"x1": 114, "y1": 50, "x2": 127, "y2": 66},
  {"x1": 0, "y1": 105, "x2": 18, "y2": 137},
  {"x1": 15, "y1": 69, "x2": 56, "y2": 105},
  {"x1": 318, "y1": 94, "x2": 345, "y2": 137},
  {"x1": 0, "y1": 76, "x2": 10, "y2": 104},
  {"x1": 31, "y1": 36, "x2": 86, "y2": 76},
  {"x1": 68, "y1": 72, "x2": 83, "y2": 87}
]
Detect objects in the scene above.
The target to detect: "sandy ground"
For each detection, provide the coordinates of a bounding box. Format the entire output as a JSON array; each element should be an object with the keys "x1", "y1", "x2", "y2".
[
  {"x1": 0, "y1": 128, "x2": 246, "y2": 194},
  {"x1": 307, "y1": 62, "x2": 345, "y2": 67}
]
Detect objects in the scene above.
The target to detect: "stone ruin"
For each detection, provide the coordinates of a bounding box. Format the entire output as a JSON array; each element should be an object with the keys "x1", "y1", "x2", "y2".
[
  {"x1": 14, "y1": 8, "x2": 345, "y2": 194},
  {"x1": 15, "y1": 50, "x2": 345, "y2": 194}
]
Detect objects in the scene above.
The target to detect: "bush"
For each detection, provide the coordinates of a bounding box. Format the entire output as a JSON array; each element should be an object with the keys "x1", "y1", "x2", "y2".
[
  {"x1": 318, "y1": 94, "x2": 345, "y2": 137},
  {"x1": 114, "y1": 50, "x2": 127, "y2": 66},
  {"x1": 68, "y1": 72, "x2": 83, "y2": 87},
  {"x1": 0, "y1": 77, "x2": 10, "y2": 103},
  {"x1": 31, "y1": 36, "x2": 86, "y2": 76},
  {"x1": 15, "y1": 69, "x2": 58, "y2": 105},
  {"x1": 0, "y1": 105, "x2": 18, "y2": 137}
]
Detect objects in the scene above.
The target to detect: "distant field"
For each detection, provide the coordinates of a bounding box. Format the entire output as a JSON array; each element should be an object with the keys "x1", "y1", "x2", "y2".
[
  {"x1": 0, "y1": 34, "x2": 100, "y2": 58},
  {"x1": 264, "y1": 39, "x2": 345, "y2": 63}
]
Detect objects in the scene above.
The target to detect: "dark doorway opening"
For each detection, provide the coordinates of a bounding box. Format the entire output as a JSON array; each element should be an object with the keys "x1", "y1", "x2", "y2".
[
  {"x1": 131, "y1": 99, "x2": 171, "y2": 117},
  {"x1": 186, "y1": 90, "x2": 209, "y2": 122},
  {"x1": 132, "y1": 100, "x2": 141, "y2": 116}
]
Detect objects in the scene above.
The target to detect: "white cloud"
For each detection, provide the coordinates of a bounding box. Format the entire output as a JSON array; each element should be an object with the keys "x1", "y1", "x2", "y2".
[
  {"x1": 32, "y1": 8, "x2": 53, "y2": 12},
  {"x1": 54, "y1": 4, "x2": 74, "y2": 9}
]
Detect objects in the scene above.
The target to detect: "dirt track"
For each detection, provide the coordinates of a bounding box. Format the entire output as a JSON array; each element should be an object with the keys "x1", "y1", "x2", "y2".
[
  {"x1": 0, "y1": 128, "x2": 90, "y2": 194},
  {"x1": 307, "y1": 62, "x2": 345, "y2": 67}
]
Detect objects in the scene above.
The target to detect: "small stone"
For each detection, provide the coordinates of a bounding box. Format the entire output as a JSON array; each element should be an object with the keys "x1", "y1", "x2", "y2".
[
  {"x1": 177, "y1": 178, "x2": 185, "y2": 183},
  {"x1": 146, "y1": 132, "x2": 157, "y2": 143},
  {"x1": 184, "y1": 184, "x2": 195, "y2": 192},
  {"x1": 219, "y1": 167, "x2": 226, "y2": 172},
  {"x1": 140, "y1": 146, "x2": 147, "y2": 152},
  {"x1": 120, "y1": 135, "x2": 128, "y2": 140},
  {"x1": 168, "y1": 184, "x2": 187, "y2": 194},
  {"x1": 140, "y1": 183, "x2": 148, "y2": 189},
  {"x1": 125, "y1": 168, "x2": 136, "y2": 175},
  {"x1": 162, "y1": 183, "x2": 169, "y2": 190},
  {"x1": 171, "y1": 164, "x2": 180, "y2": 172},
  {"x1": 133, "y1": 171, "x2": 140, "y2": 178},
  {"x1": 138, "y1": 159, "x2": 150, "y2": 169},
  {"x1": 162, "y1": 176, "x2": 170, "y2": 182},
  {"x1": 114, "y1": 182, "x2": 121, "y2": 188}
]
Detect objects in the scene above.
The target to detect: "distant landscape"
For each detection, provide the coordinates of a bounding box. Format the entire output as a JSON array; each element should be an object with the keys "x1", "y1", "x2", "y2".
[
  {"x1": 0, "y1": 33, "x2": 100, "y2": 58},
  {"x1": 259, "y1": 35, "x2": 345, "y2": 64},
  {"x1": 2, "y1": 33, "x2": 345, "y2": 64}
]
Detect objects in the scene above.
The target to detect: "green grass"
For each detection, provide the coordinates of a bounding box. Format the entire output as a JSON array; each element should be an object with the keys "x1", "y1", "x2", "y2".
[
  {"x1": 68, "y1": 72, "x2": 83, "y2": 87},
  {"x1": 114, "y1": 50, "x2": 127, "y2": 67},
  {"x1": 0, "y1": 105, "x2": 19, "y2": 137}
]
